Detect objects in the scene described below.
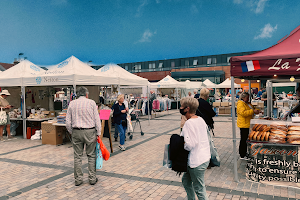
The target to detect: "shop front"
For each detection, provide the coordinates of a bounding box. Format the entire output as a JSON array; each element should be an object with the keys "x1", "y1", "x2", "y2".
[{"x1": 229, "y1": 25, "x2": 300, "y2": 186}]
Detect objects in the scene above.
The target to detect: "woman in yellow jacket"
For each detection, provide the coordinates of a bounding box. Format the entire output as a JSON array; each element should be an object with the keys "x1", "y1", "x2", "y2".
[{"x1": 237, "y1": 92, "x2": 259, "y2": 159}]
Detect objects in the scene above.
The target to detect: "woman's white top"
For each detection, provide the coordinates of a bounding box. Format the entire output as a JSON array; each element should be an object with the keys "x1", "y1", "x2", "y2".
[{"x1": 180, "y1": 116, "x2": 211, "y2": 168}]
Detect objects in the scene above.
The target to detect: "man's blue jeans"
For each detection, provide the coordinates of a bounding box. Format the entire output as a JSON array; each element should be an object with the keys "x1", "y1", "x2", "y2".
[
  {"x1": 182, "y1": 161, "x2": 209, "y2": 200},
  {"x1": 117, "y1": 124, "x2": 127, "y2": 145}
]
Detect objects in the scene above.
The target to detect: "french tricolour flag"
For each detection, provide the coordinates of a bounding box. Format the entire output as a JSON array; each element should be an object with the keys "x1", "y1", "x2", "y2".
[{"x1": 241, "y1": 60, "x2": 261, "y2": 72}]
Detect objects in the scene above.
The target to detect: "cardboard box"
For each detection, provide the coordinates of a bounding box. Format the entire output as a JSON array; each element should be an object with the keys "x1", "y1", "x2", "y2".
[
  {"x1": 221, "y1": 102, "x2": 229, "y2": 107},
  {"x1": 277, "y1": 102, "x2": 283, "y2": 106},
  {"x1": 283, "y1": 102, "x2": 289, "y2": 107},
  {"x1": 257, "y1": 102, "x2": 264, "y2": 108},
  {"x1": 42, "y1": 122, "x2": 63, "y2": 145},
  {"x1": 213, "y1": 102, "x2": 221, "y2": 107},
  {"x1": 42, "y1": 111, "x2": 50, "y2": 115},
  {"x1": 49, "y1": 111, "x2": 56, "y2": 118},
  {"x1": 252, "y1": 102, "x2": 258, "y2": 106},
  {"x1": 219, "y1": 107, "x2": 225, "y2": 114},
  {"x1": 225, "y1": 107, "x2": 231, "y2": 114}
]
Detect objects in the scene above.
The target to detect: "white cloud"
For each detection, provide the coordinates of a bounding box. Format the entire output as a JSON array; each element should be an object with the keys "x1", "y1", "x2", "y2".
[
  {"x1": 233, "y1": 0, "x2": 243, "y2": 4},
  {"x1": 137, "y1": 29, "x2": 157, "y2": 43},
  {"x1": 190, "y1": 4, "x2": 198, "y2": 14},
  {"x1": 254, "y1": 0, "x2": 268, "y2": 13},
  {"x1": 136, "y1": 0, "x2": 148, "y2": 17},
  {"x1": 254, "y1": 23, "x2": 277, "y2": 39},
  {"x1": 234, "y1": 0, "x2": 268, "y2": 14}
]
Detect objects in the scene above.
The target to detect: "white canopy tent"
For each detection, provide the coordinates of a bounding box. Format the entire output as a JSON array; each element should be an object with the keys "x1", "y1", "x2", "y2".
[
  {"x1": 97, "y1": 63, "x2": 149, "y2": 86},
  {"x1": 0, "y1": 60, "x2": 47, "y2": 139},
  {"x1": 216, "y1": 78, "x2": 241, "y2": 88},
  {"x1": 0, "y1": 60, "x2": 46, "y2": 87},
  {"x1": 150, "y1": 75, "x2": 185, "y2": 109},
  {"x1": 97, "y1": 63, "x2": 151, "y2": 123},
  {"x1": 150, "y1": 75, "x2": 185, "y2": 89},
  {"x1": 184, "y1": 80, "x2": 203, "y2": 89},
  {"x1": 202, "y1": 79, "x2": 217, "y2": 88},
  {"x1": 37, "y1": 56, "x2": 119, "y2": 86},
  {"x1": 0, "y1": 57, "x2": 121, "y2": 139}
]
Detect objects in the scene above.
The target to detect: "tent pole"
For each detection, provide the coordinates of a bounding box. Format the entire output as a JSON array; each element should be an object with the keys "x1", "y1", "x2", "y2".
[
  {"x1": 231, "y1": 76, "x2": 239, "y2": 182},
  {"x1": 147, "y1": 86, "x2": 150, "y2": 125},
  {"x1": 249, "y1": 80, "x2": 252, "y2": 102},
  {"x1": 73, "y1": 85, "x2": 76, "y2": 97},
  {"x1": 176, "y1": 88, "x2": 178, "y2": 109},
  {"x1": 21, "y1": 86, "x2": 26, "y2": 139},
  {"x1": 270, "y1": 81, "x2": 273, "y2": 118},
  {"x1": 266, "y1": 80, "x2": 270, "y2": 117}
]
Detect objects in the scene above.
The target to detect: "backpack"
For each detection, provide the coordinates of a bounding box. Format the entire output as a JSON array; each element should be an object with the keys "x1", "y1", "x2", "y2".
[{"x1": 169, "y1": 134, "x2": 189, "y2": 175}]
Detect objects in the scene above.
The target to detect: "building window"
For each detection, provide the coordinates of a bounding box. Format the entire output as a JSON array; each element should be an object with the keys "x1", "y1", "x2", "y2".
[
  {"x1": 134, "y1": 64, "x2": 141, "y2": 72},
  {"x1": 125, "y1": 66, "x2": 128, "y2": 70},
  {"x1": 149, "y1": 63, "x2": 155, "y2": 71},
  {"x1": 227, "y1": 57, "x2": 231, "y2": 63},
  {"x1": 207, "y1": 58, "x2": 212, "y2": 65},
  {"x1": 158, "y1": 63, "x2": 163, "y2": 68},
  {"x1": 212, "y1": 58, "x2": 217, "y2": 64},
  {"x1": 193, "y1": 59, "x2": 198, "y2": 65},
  {"x1": 171, "y1": 61, "x2": 175, "y2": 68},
  {"x1": 185, "y1": 60, "x2": 189, "y2": 66}
]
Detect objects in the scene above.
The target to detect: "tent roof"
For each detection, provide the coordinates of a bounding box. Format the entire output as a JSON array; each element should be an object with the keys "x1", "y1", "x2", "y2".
[
  {"x1": 0, "y1": 60, "x2": 45, "y2": 78},
  {"x1": 231, "y1": 25, "x2": 300, "y2": 61},
  {"x1": 230, "y1": 25, "x2": 300, "y2": 78},
  {"x1": 202, "y1": 79, "x2": 216, "y2": 88},
  {"x1": 151, "y1": 75, "x2": 185, "y2": 88},
  {"x1": 38, "y1": 56, "x2": 119, "y2": 86},
  {"x1": 184, "y1": 80, "x2": 203, "y2": 89},
  {"x1": 0, "y1": 60, "x2": 46, "y2": 86},
  {"x1": 97, "y1": 63, "x2": 148, "y2": 86},
  {"x1": 46, "y1": 56, "x2": 98, "y2": 76},
  {"x1": 216, "y1": 78, "x2": 240, "y2": 88}
]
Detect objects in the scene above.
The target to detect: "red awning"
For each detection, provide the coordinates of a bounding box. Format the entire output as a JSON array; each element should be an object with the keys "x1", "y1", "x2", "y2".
[{"x1": 231, "y1": 25, "x2": 300, "y2": 78}]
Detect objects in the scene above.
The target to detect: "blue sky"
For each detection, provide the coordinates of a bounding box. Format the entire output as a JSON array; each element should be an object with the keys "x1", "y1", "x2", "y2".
[{"x1": 0, "y1": 0, "x2": 299, "y2": 66}]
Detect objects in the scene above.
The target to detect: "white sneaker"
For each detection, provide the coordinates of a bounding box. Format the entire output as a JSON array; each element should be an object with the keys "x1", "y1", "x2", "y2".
[{"x1": 119, "y1": 145, "x2": 126, "y2": 151}]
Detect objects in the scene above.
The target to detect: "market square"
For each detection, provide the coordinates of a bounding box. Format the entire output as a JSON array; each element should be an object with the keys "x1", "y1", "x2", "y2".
[
  {"x1": 1, "y1": 1, "x2": 300, "y2": 200},
  {"x1": 0, "y1": 111, "x2": 299, "y2": 200}
]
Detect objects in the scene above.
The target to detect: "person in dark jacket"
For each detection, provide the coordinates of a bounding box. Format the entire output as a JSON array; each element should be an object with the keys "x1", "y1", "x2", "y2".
[
  {"x1": 112, "y1": 94, "x2": 128, "y2": 151},
  {"x1": 196, "y1": 88, "x2": 216, "y2": 130}
]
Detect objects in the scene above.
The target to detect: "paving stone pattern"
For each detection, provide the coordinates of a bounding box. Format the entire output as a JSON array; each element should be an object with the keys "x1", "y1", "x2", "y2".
[{"x1": 0, "y1": 110, "x2": 298, "y2": 199}]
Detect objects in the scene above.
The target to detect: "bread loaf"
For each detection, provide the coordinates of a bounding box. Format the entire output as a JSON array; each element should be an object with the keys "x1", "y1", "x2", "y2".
[
  {"x1": 249, "y1": 130, "x2": 256, "y2": 140},
  {"x1": 288, "y1": 126, "x2": 300, "y2": 131}
]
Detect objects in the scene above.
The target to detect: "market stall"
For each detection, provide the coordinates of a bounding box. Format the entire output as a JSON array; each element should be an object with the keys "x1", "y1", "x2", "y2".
[
  {"x1": 150, "y1": 75, "x2": 186, "y2": 109},
  {"x1": 230, "y1": 25, "x2": 300, "y2": 187},
  {"x1": 216, "y1": 78, "x2": 241, "y2": 89},
  {"x1": 0, "y1": 56, "x2": 119, "y2": 140},
  {"x1": 97, "y1": 63, "x2": 151, "y2": 124},
  {"x1": 202, "y1": 79, "x2": 217, "y2": 88},
  {"x1": 183, "y1": 80, "x2": 203, "y2": 97},
  {"x1": 0, "y1": 60, "x2": 47, "y2": 139},
  {"x1": 97, "y1": 63, "x2": 149, "y2": 105}
]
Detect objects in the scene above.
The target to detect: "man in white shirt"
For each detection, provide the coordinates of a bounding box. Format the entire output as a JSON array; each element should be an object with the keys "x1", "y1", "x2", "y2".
[{"x1": 66, "y1": 87, "x2": 101, "y2": 186}]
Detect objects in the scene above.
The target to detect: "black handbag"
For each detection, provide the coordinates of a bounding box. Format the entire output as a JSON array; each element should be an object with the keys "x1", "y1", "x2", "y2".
[{"x1": 121, "y1": 119, "x2": 127, "y2": 127}]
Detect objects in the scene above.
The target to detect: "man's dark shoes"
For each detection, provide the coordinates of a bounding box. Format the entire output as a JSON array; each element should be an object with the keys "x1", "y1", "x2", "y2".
[
  {"x1": 75, "y1": 181, "x2": 83, "y2": 186},
  {"x1": 90, "y1": 178, "x2": 98, "y2": 185},
  {"x1": 114, "y1": 138, "x2": 117, "y2": 142}
]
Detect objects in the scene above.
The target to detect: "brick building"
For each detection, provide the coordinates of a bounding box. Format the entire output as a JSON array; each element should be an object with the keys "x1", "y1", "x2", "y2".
[{"x1": 116, "y1": 51, "x2": 257, "y2": 85}]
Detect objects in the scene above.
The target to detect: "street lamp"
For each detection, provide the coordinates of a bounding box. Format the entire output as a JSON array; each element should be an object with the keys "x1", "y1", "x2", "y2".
[
  {"x1": 87, "y1": 60, "x2": 93, "y2": 66},
  {"x1": 18, "y1": 53, "x2": 24, "y2": 62}
]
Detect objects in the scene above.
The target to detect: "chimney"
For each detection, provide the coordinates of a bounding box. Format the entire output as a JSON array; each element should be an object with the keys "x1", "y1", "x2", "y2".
[{"x1": 13, "y1": 58, "x2": 19, "y2": 65}]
